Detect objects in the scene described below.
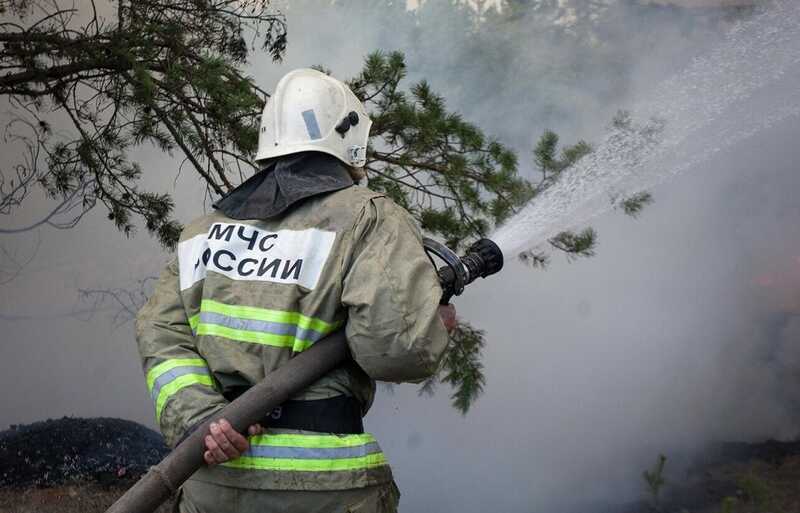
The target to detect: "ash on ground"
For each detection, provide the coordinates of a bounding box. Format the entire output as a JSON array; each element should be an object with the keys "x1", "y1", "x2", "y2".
[{"x1": 0, "y1": 417, "x2": 168, "y2": 488}]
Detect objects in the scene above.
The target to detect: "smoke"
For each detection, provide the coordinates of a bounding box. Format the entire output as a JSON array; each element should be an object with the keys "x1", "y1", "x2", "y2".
[
  {"x1": 2, "y1": 1, "x2": 800, "y2": 512},
  {"x1": 368, "y1": 115, "x2": 800, "y2": 512}
]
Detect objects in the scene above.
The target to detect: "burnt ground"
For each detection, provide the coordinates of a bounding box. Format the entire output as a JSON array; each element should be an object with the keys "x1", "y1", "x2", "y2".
[
  {"x1": 0, "y1": 417, "x2": 799, "y2": 512},
  {"x1": 0, "y1": 417, "x2": 168, "y2": 488},
  {"x1": 0, "y1": 482, "x2": 176, "y2": 513},
  {"x1": 0, "y1": 417, "x2": 174, "y2": 513}
]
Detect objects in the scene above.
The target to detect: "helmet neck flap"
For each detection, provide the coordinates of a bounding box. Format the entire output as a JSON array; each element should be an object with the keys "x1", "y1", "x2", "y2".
[{"x1": 214, "y1": 152, "x2": 354, "y2": 220}]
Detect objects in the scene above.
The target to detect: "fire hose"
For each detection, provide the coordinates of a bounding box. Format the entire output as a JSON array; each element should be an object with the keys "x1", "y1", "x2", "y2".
[{"x1": 105, "y1": 238, "x2": 503, "y2": 513}]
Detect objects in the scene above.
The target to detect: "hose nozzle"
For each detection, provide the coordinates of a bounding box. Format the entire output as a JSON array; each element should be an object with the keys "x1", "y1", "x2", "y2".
[{"x1": 423, "y1": 238, "x2": 504, "y2": 304}]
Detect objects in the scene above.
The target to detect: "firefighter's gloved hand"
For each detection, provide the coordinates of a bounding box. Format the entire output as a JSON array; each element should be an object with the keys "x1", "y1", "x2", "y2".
[
  {"x1": 203, "y1": 419, "x2": 264, "y2": 465},
  {"x1": 438, "y1": 304, "x2": 457, "y2": 333}
]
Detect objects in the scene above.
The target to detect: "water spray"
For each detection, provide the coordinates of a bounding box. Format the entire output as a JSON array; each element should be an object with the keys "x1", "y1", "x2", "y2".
[{"x1": 491, "y1": 0, "x2": 800, "y2": 256}]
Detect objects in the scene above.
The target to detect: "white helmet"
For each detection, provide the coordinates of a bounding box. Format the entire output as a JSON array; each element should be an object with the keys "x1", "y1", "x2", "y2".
[{"x1": 255, "y1": 69, "x2": 372, "y2": 168}]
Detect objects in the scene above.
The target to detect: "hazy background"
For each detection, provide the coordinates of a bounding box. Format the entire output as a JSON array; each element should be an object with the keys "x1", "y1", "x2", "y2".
[{"x1": 2, "y1": 1, "x2": 799, "y2": 511}]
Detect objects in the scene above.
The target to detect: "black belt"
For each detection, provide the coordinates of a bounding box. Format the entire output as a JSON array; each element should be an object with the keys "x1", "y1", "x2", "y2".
[{"x1": 223, "y1": 388, "x2": 364, "y2": 434}]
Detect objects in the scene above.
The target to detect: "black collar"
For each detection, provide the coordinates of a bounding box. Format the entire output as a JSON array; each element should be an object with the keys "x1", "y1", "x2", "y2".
[{"x1": 213, "y1": 152, "x2": 354, "y2": 220}]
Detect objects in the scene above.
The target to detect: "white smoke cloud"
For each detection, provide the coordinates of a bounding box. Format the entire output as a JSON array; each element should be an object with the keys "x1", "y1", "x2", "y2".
[{"x1": 1, "y1": 2, "x2": 799, "y2": 512}]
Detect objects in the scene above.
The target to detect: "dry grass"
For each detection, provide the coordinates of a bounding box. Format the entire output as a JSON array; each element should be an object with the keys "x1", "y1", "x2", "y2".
[
  {"x1": 0, "y1": 483, "x2": 176, "y2": 513},
  {"x1": 697, "y1": 455, "x2": 800, "y2": 513}
]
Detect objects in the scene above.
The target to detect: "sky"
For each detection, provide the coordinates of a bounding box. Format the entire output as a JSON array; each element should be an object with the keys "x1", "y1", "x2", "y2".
[{"x1": 1, "y1": 1, "x2": 799, "y2": 512}]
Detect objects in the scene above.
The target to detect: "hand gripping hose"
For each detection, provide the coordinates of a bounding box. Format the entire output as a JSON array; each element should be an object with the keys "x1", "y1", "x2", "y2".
[{"x1": 105, "y1": 331, "x2": 349, "y2": 513}]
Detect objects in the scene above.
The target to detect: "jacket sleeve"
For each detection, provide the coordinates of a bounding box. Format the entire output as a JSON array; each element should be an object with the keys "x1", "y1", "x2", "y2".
[
  {"x1": 341, "y1": 196, "x2": 450, "y2": 383},
  {"x1": 135, "y1": 258, "x2": 227, "y2": 447}
]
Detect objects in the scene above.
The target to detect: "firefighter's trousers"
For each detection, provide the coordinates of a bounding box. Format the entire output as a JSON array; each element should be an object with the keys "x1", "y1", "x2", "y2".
[{"x1": 177, "y1": 477, "x2": 400, "y2": 513}]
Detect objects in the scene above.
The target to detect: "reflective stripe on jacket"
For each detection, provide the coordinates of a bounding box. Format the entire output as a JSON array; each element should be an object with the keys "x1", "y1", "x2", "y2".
[{"x1": 135, "y1": 185, "x2": 449, "y2": 490}]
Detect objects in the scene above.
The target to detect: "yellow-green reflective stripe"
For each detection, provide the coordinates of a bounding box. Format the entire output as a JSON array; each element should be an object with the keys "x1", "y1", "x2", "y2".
[
  {"x1": 195, "y1": 323, "x2": 313, "y2": 351},
  {"x1": 146, "y1": 358, "x2": 207, "y2": 392},
  {"x1": 200, "y1": 299, "x2": 336, "y2": 334},
  {"x1": 221, "y1": 452, "x2": 388, "y2": 472},
  {"x1": 249, "y1": 433, "x2": 377, "y2": 448},
  {"x1": 155, "y1": 374, "x2": 214, "y2": 422},
  {"x1": 189, "y1": 314, "x2": 199, "y2": 332}
]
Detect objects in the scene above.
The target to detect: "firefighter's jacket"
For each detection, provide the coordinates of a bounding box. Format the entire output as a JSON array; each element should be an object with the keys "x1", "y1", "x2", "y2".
[{"x1": 135, "y1": 185, "x2": 450, "y2": 491}]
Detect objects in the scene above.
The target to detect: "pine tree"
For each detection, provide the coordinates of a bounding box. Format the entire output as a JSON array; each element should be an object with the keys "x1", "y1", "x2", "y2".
[{"x1": 346, "y1": 51, "x2": 535, "y2": 251}]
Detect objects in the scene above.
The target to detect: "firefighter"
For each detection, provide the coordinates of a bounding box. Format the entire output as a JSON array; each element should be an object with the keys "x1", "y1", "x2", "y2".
[{"x1": 136, "y1": 68, "x2": 455, "y2": 513}]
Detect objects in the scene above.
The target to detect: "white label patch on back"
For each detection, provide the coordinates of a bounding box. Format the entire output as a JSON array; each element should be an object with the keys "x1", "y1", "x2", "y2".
[{"x1": 178, "y1": 223, "x2": 336, "y2": 291}]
